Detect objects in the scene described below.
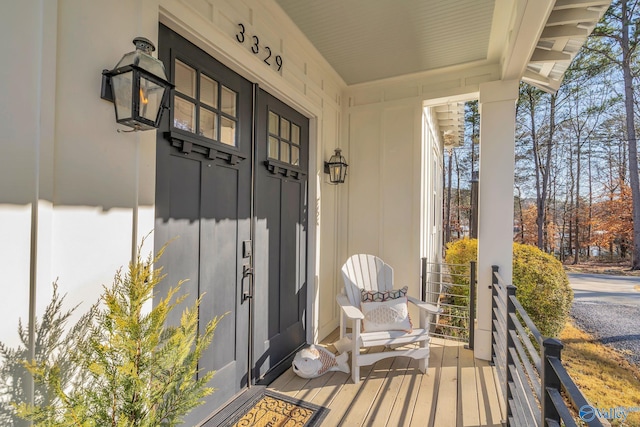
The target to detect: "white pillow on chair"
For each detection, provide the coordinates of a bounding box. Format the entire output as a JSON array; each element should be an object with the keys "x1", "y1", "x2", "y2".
[{"x1": 361, "y1": 296, "x2": 413, "y2": 333}]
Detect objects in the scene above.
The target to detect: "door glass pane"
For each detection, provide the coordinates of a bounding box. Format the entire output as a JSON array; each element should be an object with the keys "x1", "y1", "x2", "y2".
[
  {"x1": 200, "y1": 109, "x2": 217, "y2": 140},
  {"x1": 220, "y1": 116, "x2": 236, "y2": 146},
  {"x1": 200, "y1": 74, "x2": 218, "y2": 108},
  {"x1": 268, "y1": 111, "x2": 279, "y2": 134},
  {"x1": 280, "y1": 118, "x2": 290, "y2": 140},
  {"x1": 175, "y1": 60, "x2": 196, "y2": 98},
  {"x1": 280, "y1": 141, "x2": 290, "y2": 163},
  {"x1": 174, "y1": 97, "x2": 195, "y2": 132},
  {"x1": 268, "y1": 136, "x2": 279, "y2": 159},
  {"x1": 291, "y1": 124, "x2": 300, "y2": 145},
  {"x1": 291, "y1": 146, "x2": 300, "y2": 166},
  {"x1": 221, "y1": 86, "x2": 237, "y2": 117}
]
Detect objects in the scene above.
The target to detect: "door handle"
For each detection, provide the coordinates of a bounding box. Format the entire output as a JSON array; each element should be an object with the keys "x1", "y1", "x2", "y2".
[{"x1": 242, "y1": 264, "x2": 253, "y2": 302}]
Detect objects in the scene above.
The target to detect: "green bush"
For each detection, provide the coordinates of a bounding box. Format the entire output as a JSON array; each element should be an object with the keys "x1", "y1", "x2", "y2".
[
  {"x1": 444, "y1": 238, "x2": 477, "y2": 308},
  {"x1": 512, "y1": 242, "x2": 573, "y2": 337},
  {"x1": 444, "y1": 238, "x2": 478, "y2": 288},
  {"x1": 444, "y1": 239, "x2": 573, "y2": 337}
]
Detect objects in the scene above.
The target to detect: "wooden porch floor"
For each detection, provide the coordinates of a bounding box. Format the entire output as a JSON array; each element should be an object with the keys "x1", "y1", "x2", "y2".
[{"x1": 267, "y1": 330, "x2": 504, "y2": 427}]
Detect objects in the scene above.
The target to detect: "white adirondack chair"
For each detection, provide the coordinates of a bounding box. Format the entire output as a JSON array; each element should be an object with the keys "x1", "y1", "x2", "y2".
[{"x1": 337, "y1": 254, "x2": 440, "y2": 384}]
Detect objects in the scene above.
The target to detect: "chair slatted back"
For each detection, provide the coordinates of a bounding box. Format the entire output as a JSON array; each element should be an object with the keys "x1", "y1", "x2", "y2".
[{"x1": 341, "y1": 254, "x2": 394, "y2": 306}]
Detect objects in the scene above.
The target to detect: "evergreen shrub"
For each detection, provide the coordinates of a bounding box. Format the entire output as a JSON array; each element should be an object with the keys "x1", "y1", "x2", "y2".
[
  {"x1": 13, "y1": 243, "x2": 220, "y2": 426},
  {"x1": 444, "y1": 239, "x2": 573, "y2": 337}
]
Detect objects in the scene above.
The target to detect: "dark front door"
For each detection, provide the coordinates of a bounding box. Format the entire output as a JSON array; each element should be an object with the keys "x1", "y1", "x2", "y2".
[
  {"x1": 253, "y1": 90, "x2": 308, "y2": 382},
  {"x1": 155, "y1": 26, "x2": 309, "y2": 422},
  {"x1": 155, "y1": 26, "x2": 252, "y2": 423}
]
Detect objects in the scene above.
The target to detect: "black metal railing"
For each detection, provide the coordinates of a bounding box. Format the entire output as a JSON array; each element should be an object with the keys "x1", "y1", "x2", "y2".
[
  {"x1": 491, "y1": 266, "x2": 603, "y2": 427},
  {"x1": 421, "y1": 259, "x2": 476, "y2": 345}
]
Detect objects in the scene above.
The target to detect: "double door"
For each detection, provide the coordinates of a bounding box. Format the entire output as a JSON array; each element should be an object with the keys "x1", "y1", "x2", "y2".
[{"x1": 154, "y1": 25, "x2": 308, "y2": 423}]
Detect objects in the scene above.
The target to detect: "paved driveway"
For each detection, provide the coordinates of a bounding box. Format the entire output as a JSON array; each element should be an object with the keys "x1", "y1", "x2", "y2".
[
  {"x1": 567, "y1": 272, "x2": 640, "y2": 366},
  {"x1": 568, "y1": 272, "x2": 640, "y2": 306}
]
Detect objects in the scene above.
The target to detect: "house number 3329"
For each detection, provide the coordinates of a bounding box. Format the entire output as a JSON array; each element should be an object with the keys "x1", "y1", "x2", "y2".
[{"x1": 236, "y1": 23, "x2": 283, "y2": 71}]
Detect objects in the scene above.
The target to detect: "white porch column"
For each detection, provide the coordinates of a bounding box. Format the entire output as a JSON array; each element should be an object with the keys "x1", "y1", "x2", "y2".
[{"x1": 474, "y1": 80, "x2": 519, "y2": 361}]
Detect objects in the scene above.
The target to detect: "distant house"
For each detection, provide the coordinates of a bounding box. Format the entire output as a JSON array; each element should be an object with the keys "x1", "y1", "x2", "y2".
[{"x1": 0, "y1": 0, "x2": 608, "y2": 423}]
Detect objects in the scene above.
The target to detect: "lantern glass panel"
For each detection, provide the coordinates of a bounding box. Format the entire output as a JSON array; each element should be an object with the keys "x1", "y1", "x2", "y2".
[
  {"x1": 139, "y1": 76, "x2": 165, "y2": 122},
  {"x1": 329, "y1": 165, "x2": 338, "y2": 183},
  {"x1": 111, "y1": 71, "x2": 133, "y2": 121}
]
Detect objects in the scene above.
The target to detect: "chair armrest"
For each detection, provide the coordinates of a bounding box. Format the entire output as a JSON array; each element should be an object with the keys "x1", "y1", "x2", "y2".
[
  {"x1": 407, "y1": 296, "x2": 441, "y2": 314},
  {"x1": 337, "y1": 294, "x2": 364, "y2": 320}
]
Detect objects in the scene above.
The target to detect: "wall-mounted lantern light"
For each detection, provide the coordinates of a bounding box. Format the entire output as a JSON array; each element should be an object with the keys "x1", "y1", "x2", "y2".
[
  {"x1": 101, "y1": 37, "x2": 173, "y2": 131},
  {"x1": 324, "y1": 148, "x2": 348, "y2": 184}
]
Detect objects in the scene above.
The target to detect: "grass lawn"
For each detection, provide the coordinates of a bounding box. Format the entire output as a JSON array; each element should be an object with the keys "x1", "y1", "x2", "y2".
[{"x1": 561, "y1": 322, "x2": 640, "y2": 426}]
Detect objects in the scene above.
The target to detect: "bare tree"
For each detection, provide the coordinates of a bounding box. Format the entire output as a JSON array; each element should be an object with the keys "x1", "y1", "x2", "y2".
[{"x1": 588, "y1": 0, "x2": 640, "y2": 268}]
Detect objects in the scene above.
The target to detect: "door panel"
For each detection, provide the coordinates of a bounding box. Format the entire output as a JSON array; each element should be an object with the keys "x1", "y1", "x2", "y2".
[
  {"x1": 156, "y1": 25, "x2": 310, "y2": 422},
  {"x1": 155, "y1": 25, "x2": 252, "y2": 423},
  {"x1": 253, "y1": 89, "x2": 309, "y2": 381}
]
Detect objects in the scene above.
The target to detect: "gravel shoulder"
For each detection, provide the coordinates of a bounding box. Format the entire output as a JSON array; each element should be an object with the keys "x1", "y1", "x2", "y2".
[
  {"x1": 570, "y1": 301, "x2": 640, "y2": 367},
  {"x1": 567, "y1": 271, "x2": 640, "y2": 368}
]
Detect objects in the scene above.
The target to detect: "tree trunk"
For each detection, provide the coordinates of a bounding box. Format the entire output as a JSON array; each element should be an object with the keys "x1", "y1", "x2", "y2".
[
  {"x1": 445, "y1": 149, "x2": 453, "y2": 244},
  {"x1": 587, "y1": 138, "x2": 593, "y2": 260},
  {"x1": 621, "y1": 0, "x2": 640, "y2": 269},
  {"x1": 542, "y1": 95, "x2": 556, "y2": 252},
  {"x1": 574, "y1": 140, "x2": 581, "y2": 265},
  {"x1": 454, "y1": 150, "x2": 462, "y2": 238}
]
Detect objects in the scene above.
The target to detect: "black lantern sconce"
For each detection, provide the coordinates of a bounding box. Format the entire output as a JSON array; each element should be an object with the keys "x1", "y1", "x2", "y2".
[
  {"x1": 101, "y1": 37, "x2": 173, "y2": 131},
  {"x1": 324, "y1": 148, "x2": 348, "y2": 184}
]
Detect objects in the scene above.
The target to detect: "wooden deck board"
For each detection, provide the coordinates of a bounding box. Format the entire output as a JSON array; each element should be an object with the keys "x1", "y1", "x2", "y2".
[
  {"x1": 266, "y1": 333, "x2": 503, "y2": 427},
  {"x1": 361, "y1": 356, "x2": 411, "y2": 426},
  {"x1": 476, "y1": 359, "x2": 504, "y2": 426},
  {"x1": 459, "y1": 344, "x2": 481, "y2": 426},
  {"x1": 409, "y1": 341, "x2": 442, "y2": 427},
  {"x1": 433, "y1": 339, "x2": 460, "y2": 427},
  {"x1": 385, "y1": 358, "x2": 420, "y2": 427}
]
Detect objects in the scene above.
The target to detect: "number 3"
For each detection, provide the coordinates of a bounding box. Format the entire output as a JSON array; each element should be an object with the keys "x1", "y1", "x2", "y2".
[
  {"x1": 251, "y1": 35, "x2": 259, "y2": 54},
  {"x1": 236, "y1": 23, "x2": 245, "y2": 43}
]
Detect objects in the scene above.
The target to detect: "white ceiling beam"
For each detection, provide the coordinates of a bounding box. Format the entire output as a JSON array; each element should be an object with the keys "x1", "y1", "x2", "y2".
[
  {"x1": 502, "y1": 0, "x2": 556, "y2": 81},
  {"x1": 540, "y1": 25, "x2": 589, "y2": 39},
  {"x1": 530, "y1": 48, "x2": 572, "y2": 62},
  {"x1": 523, "y1": 69, "x2": 552, "y2": 85},
  {"x1": 546, "y1": 8, "x2": 602, "y2": 26},
  {"x1": 523, "y1": 76, "x2": 562, "y2": 93},
  {"x1": 553, "y1": 0, "x2": 611, "y2": 10}
]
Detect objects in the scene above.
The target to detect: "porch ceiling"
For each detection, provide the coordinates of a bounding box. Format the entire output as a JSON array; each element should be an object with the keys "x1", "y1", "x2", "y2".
[{"x1": 275, "y1": 0, "x2": 610, "y2": 92}]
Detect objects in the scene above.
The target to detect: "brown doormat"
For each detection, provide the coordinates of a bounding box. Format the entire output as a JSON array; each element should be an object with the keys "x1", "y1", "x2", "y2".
[{"x1": 218, "y1": 390, "x2": 328, "y2": 427}]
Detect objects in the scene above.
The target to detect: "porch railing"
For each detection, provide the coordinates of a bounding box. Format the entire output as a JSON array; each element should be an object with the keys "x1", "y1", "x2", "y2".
[
  {"x1": 491, "y1": 265, "x2": 603, "y2": 427},
  {"x1": 421, "y1": 259, "x2": 476, "y2": 345}
]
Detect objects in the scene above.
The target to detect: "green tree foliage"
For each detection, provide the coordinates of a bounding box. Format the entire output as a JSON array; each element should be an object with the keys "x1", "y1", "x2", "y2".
[
  {"x1": 445, "y1": 239, "x2": 573, "y2": 337},
  {"x1": 0, "y1": 284, "x2": 95, "y2": 427},
  {"x1": 16, "y1": 244, "x2": 221, "y2": 426}
]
